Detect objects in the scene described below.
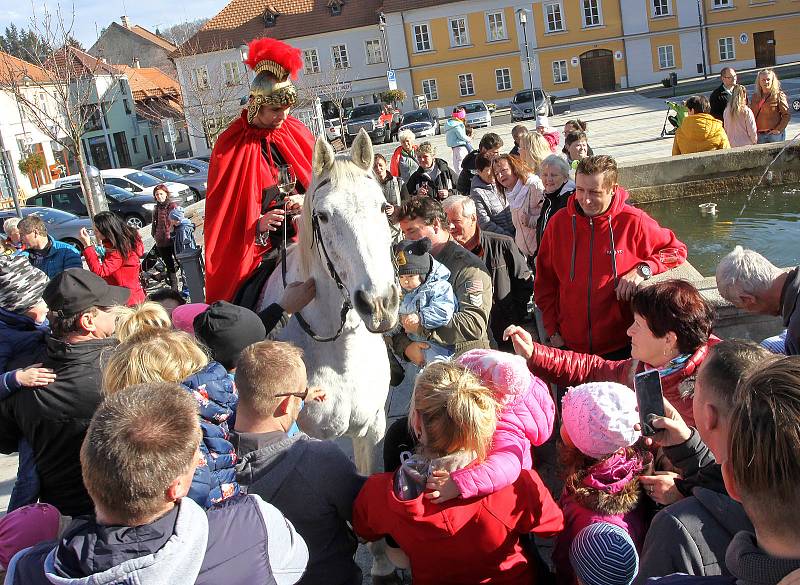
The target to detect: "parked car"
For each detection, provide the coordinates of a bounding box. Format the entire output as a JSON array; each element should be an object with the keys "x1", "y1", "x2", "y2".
[
  {"x1": 324, "y1": 118, "x2": 343, "y2": 142},
  {"x1": 510, "y1": 89, "x2": 554, "y2": 121},
  {"x1": 397, "y1": 109, "x2": 440, "y2": 138},
  {"x1": 457, "y1": 100, "x2": 492, "y2": 128},
  {"x1": 193, "y1": 155, "x2": 211, "y2": 163},
  {"x1": 344, "y1": 103, "x2": 394, "y2": 145},
  {"x1": 0, "y1": 207, "x2": 94, "y2": 251},
  {"x1": 55, "y1": 168, "x2": 195, "y2": 207},
  {"x1": 143, "y1": 158, "x2": 208, "y2": 176},
  {"x1": 792, "y1": 92, "x2": 800, "y2": 112},
  {"x1": 143, "y1": 167, "x2": 207, "y2": 200},
  {"x1": 26, "y1": 184, "x2": 155, "y2": 229}
]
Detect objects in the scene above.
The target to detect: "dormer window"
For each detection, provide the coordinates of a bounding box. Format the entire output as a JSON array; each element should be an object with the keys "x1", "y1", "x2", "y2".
[
  {"x1": 328, "y1": 0, "x2": 344, "y2": 16},
  {"x1": 263, "y1": 6, "x2": 279, "y2": 27}
]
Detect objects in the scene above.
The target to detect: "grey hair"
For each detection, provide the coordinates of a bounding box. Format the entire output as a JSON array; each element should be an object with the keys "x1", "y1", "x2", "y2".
[
  {"x1": 540, "y1": 154, "x2": 570, "y2": 179},
  {"x1": 716, "y1": 246, "x2": 784, "y2": 303},
  {"x1": 2, "y1": 217, "x2": 20, "y2": 232},
  {"x1": 442, "y1": 195, "x2": 476, "y2": 218},
  {"x1": 398, "y1": 129, "x2": 415, "y2": 143}
]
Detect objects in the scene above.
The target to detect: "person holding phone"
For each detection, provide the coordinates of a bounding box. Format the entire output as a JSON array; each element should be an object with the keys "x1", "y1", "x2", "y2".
[{"x1": 505, "y1": 280, "x2": 717, "y2": 426}]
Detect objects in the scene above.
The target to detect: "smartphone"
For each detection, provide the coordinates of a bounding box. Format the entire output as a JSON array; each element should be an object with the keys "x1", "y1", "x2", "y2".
[{"x1": 634, "y1": 369, "x2": 665, "y2": 437}]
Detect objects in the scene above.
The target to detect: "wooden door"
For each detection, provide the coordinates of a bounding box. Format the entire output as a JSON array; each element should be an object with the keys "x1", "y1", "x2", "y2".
[
  {"x1": 753, "y1": 31, "x2": 776, "y2": 68},
  {"x1": 580, "y1": 49, "x2": 615, "y2": 94}
]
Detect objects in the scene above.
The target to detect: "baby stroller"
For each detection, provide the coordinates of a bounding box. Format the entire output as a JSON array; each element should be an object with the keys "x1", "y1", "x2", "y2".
[
  {"x1": 140, "y1": 245, "x2": 168, "y2": 292},
  {"x1": 660, "y1": 100, "x2": 689, "y2": 138}
]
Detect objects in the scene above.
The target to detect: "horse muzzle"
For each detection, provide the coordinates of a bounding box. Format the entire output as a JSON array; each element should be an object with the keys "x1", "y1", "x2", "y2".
[{"x1": 354, "y1": 285, "x2": 400, "y2": 333}]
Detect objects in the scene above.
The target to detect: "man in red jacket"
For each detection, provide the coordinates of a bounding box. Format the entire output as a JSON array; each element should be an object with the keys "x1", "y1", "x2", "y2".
[
  {"x1": 204, "y1": 37, "x2": 314, "y2": 303},
  {"x1": 534, "y1": 155, "x2": 686, "y2": 358}
]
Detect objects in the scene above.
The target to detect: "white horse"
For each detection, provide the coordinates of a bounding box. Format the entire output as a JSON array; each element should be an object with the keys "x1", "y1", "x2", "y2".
[{"x1": 258, "y1": 129, "x2": 400, "y2": 476}]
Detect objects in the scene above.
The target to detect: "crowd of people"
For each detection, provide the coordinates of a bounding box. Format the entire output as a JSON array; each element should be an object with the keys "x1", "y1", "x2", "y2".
[{"x1": 0, "y1": 35, "x2": 798, "y2": 585}]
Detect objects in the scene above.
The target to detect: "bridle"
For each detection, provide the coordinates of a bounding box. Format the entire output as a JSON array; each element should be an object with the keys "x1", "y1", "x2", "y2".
[{"x1": 280, "y1": 176, "x2": 398, "y2": 343}]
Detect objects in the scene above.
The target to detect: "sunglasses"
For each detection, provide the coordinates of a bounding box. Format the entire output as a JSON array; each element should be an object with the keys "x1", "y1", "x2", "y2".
[{"x1": 274, "y1": 387, "x2": 312, "y2": 400}]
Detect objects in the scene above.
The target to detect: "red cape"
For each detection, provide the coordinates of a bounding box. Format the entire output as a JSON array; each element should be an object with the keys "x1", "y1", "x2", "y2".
[{"x1": 204, "y1": 110, "x2": 314, "y2": 302}]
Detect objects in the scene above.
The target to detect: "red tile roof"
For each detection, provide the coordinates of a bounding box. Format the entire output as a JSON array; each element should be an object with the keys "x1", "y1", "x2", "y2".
[
  {"x1": 175, "y1": 0, "x2": 382, "y2": 56},
  {"x1": 129, "y1": 25, "x2": 177, "y2": 52},
  {"x1": 0, "y1": 51, "x2": 50, "y2": 85},
  {"x1": 119, "y1": 65, "x2": 181, "y2": 101}
]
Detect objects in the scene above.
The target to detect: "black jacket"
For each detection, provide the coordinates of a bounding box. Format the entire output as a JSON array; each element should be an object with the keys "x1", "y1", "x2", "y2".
[
  {"x1": 535, "y1": 181, "x2": 576, "y2": 254},
  {"x1": 0, "y1": 336, "x2": 117, "y2": 516},
  {"x1": 470, "y1": 230, "x2": 533, "y2": 344},
  {"x1": 456, "y1": 149, "x2": 480, "y2": 195},
  {"x1": 664, "y1": 428, "x2": 726, "y2": 496},
  {"x1": 709, "y1": 83, "x2": 731, "y2": 121},
  {"x1": 404, "y1": 158, "x2": 458, "y2": 200}
]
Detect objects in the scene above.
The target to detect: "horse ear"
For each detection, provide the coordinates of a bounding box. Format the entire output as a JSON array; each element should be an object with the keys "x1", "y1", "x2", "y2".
[
  {"x1": 313, "y1": 135, "x2": 335, "y2": 176},
  {"x1": 351, "y1": 129, "x2": 374, "y2": 171}
]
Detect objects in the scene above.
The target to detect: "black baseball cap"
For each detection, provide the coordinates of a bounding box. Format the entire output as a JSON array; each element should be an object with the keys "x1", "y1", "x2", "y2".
[{"x1": 43, "y1": 268, "x2": 130, "y2": 316}]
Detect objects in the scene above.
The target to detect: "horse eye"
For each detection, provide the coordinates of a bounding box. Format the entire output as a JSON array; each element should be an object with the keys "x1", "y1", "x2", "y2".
[{"x1": 316, "y1": 211, "x2": 329, "y2": 224}]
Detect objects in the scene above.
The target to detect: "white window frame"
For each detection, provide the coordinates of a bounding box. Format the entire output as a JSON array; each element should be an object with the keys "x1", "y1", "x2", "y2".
[
  {"x1": 302, "y1": 49, "x2": 320, "y2": 74},
  {"x1": 191, "y1": 66, "x2": 209, "y2": 90},
  {"x1": 486, "y1": 11, "x2": 507, "y2": 42},
  {"x1": 458, "y1": 73, "x2": 475, "y2": 97},
  {"x1": 422, "y1": 78, "x2": 439, "y2": 101},
  {"x1": 495, "y1": 68, "x2": 512, "y2": 91},
  {"x1": 712, "y1": 0, "x2": 732, "y2": 8},
  {"x1": 222, "y1": 61, "x2": 241, "y2": 86},
  {"x1": 413, "y1": 23, "x2": 432, "y2": 53},
  {"x1": 718, "y1": 36, "x2": 736, "y2": 61},
  {"x1": 552, "y1": 60, "x2": 569, "y2": 84},
  {"x1": 582, "y1": 0, "x2": 603, "y2": 28},
  {"x1": 544, "y1": 2, "x2": 565, "y2": 33},
  {"x1": 651, "y1": 0, "x2": 672, "y2": 17},
  {"x1": 657, "y1": 44, "x2": 675, "y2": 69},
  {"x1": 448, "y1": 16, "x2": 470, "y2": 47},
  {"x1": 365, "y1": 39, "x2": 384, "y2": 65},
  {"x1": 331, "y1": 44, "x2": 350, "y2": 69}
]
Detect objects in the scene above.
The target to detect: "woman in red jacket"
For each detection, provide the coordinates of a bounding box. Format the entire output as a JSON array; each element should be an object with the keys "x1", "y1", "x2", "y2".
[
  {"x1": 79, "y1": 212, "x2": 145, "y2": 306},
  {"x1": 353, "y1": 360, "x2": 564, "y2": 585},
  {"x1": 505, "y1": 280, "x2": 717, "y2": 426}
]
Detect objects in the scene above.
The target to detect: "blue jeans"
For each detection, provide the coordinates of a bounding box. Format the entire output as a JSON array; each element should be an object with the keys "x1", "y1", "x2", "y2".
[
  {"x1": 757, "y1": 131, "x2": 785, "y2": 144},
  {"x1": 8, "y1": 439, "x2": 39, "y2": 511}
]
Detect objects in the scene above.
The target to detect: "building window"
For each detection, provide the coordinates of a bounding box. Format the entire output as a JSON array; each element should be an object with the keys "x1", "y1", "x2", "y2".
[
  {"x1": 303, "y1": 49, "x2": 320, "y2": 74},
  {"x1": 331, "y1": 44, "x2": 350, "y2": 69},
  {"x1": 582, "y1": 0, "x2": 602, "y2": 27},
  {"x1": 544, "y1": 3, "x2": 565, "y2": 33},
  {"x1": 552, "y1": 60, "x2": 569, "y2": 83},
  {"x1": 223, "y1": 61, "x2": 241, "y2": 86},
  {"x1": 123, "y1": 99, "x2": 131, "y2": 115},
  {"x1": 328, "y1": 0, "x2": 344, "y2": 16},
  {"x1": 413, "y1": 23, "x2": 432, "y2": 52},
  {"x1": 458, "y1": 73, "x2": 475, "y2": 97},
  {"x1": 658, "y1": 44, "x2": 675, "y2": 69},
  {"x1": 486, "y1": 12, "x2": 507, "y2": 41},
  {"x1": 191, "y1": 67, "x2": 209, "y2": 90},
  {"x1": 449, "y1": 17, "x2": 469, "y2": 47},
  {"x1": 718, "y1": 37, "x2": 735, "y2": 61},
  {"x1": 422, "y1": 79, "x2": 439, "y2": 101},
  {"x1": 652, "y1": 0, "x2": 671, "y2": 16},
  {"x1": 712, "y1": 0, "x2": 732, "y2": 8},
  {"x1": 131, "y1": 137, "x2": 138, "y2": 154},
  {"x1": 365, "y1": 39, "x2": 384, "y2": 65},
  {"x1": 495, "y1": 68, "x2": 512, "y2": 91},
  {"x1": 155, "y1": 134, "x2": 161, "y2": 149}
]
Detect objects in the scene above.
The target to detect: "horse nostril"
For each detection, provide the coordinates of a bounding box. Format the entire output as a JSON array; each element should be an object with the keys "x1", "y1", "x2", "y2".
[{"x1": 354, "y1": 289, "x2": 373, "y2": 315}]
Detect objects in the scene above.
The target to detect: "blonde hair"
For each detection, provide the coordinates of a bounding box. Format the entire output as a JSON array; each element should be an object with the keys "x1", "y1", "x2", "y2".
[
  {"x1": 235, "y1": 341, "x2": 306, "y2": 416},
  {"x1": 753, "y1": 68, "x2": 781, "y2": 103},
  {"x1": 410, "y1": 361, "x2": 499, "y2": 461},
  {"x1": 113, "y1": 302, "x2": 171, "y2": 342},
  {"x1": 726, "y1": 84, "x2": 749, "y2": 120},
  {"x1": 518, "y1": 132, "x2": 552, "y2": 174},
  {"x1": 103, "y1": 329, "x2": 208, "y2": 395}
]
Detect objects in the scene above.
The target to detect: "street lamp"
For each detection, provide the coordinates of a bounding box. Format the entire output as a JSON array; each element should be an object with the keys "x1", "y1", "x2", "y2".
[
  {"x1": 696, "y1": 0, "x2": 708, "y2": 80},
  {"x1": 378, "y1": 12, "x2": 392, "y2": 71},
  {"x1": 516, "y1": 8, "x2": 538, "y2": 124}
]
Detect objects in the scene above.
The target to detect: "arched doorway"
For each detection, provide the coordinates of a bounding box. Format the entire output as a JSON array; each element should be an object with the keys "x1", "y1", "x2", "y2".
[{"x1": 580, "y1": 49, "x2": 615, "y2": 94}]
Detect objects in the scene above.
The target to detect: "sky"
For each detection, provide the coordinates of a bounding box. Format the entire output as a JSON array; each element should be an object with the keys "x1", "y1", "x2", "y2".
[{"x1": 0, "y1": 0, "x2": 229, "y2": 49}]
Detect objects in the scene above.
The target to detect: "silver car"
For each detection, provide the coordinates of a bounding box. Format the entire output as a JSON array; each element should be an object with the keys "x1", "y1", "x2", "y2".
[
  {"x1": 510, "y1": 89, "x2": 554, "y2": 122},
  {"x1": 457, "y1": 100, "x2": 492, "y2": 128},
  {"x1": 0, "y1": 207, "x2": 94, "y2": 251}
]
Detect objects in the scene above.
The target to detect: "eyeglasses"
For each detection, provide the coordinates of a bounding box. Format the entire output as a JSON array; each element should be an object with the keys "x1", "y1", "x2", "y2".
[
  {"x1": 722, "y1": 75, "x2": 735, "y2": 79},
  {"x1": 274, "y1": 387, "x2": 311, "y2": 400}
]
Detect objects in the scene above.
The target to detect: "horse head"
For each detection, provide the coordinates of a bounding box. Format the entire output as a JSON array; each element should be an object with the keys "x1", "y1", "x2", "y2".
[{"x1": 298, "y1": 129, "x2": 400, "y2": 333}]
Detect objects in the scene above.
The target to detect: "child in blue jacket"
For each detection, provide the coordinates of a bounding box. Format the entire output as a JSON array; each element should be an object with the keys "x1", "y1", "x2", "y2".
[{"x1": 395, "y1": 238, "x2": 458, "y2": 364}]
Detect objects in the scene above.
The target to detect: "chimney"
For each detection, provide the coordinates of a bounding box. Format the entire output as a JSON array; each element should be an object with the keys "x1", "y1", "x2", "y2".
[
  {"x1": 133, "y1": 57, "x2": 141, "y2": 68},
  {"x1": 121, "y1": 15, "x2": 130, "y2": 28}
]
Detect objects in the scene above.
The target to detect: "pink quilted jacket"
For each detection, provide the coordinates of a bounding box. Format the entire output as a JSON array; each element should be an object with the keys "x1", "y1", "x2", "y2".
[{"x1": 452, "y1": 349, "x2": 556, "y2": 498}]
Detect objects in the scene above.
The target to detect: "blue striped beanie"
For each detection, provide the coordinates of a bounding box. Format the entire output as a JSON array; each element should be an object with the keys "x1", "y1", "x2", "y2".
[{"x1": 569, "y1": 522, "x2": 638, "y2": 585}]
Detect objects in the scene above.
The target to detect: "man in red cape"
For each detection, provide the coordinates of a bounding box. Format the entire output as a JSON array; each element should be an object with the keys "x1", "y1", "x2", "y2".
[{"x1": 204, "y1": 37, "x2": 315, "y2": 303}]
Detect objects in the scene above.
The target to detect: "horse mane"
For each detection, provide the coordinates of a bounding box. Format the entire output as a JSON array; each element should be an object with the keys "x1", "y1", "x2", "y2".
[{"x1": 298, "y1": 153, "x2": 374, "y2": 277}]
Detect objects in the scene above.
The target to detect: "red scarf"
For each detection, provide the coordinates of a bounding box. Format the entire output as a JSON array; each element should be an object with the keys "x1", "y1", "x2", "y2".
[{"x1": 204, "y1": 110, "x2": 314, "y2": 302}]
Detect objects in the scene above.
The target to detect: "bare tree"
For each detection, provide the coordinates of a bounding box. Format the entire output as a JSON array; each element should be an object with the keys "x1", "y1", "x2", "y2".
[{"x1": 0, "y1": 4, "x2": 122, "y2": 216}]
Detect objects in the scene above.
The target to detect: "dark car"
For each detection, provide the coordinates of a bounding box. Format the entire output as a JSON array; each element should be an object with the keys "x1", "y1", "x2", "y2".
[
  {"x1": 397, "y1": 109, "x2": 440, "y2": 138},
  {"x1": 510, "y1": 89, "x2": 555, "y2": 121},
  {"x1": 27, "y1": 185, "x2": 156, "y2": 229},
  {"x1": 144, "y1": 167, "x2": 207, "y2": 200},
  {"x1": 0, "y1": 207, "x2": 94, "y2": 251},
  {"x1": 193, "y1": 155, "x2": 211, "y2": 163},
  {"x1": 344, "y1": 103, "x2": 394, "y2": 145}
]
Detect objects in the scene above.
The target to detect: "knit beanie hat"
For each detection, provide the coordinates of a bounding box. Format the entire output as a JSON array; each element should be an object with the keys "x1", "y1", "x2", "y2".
[
  {"x1": 168, "y1": 207, "x2": 186, "y2": 222},
  {"x1": 395, "y1": 238, "x2": 433, "y2": 277},
  {"x1": 561, "y1": 382, "x2": 640, "y2": 460},
  {"x1": 456, "y1": 348, "x2": 555, "y2": 446},
  {"x1": 172, "y1": 302, "x2": 209, "y2": 335},
  {"x1": 0, "y1": 255, "x2": 48, "y2": 313},
  {"x1": 569, "y1": 522, "x2": 639, "y2": 585},
  {"x1": 193, "y1": 301, "x2": 266, "y2": 370},
  {"x1": 0, "y1": 503, "x2": 61, "y2": 568},
  {"x1": 452, "y1": 109, "x2": 466, "y2": 120}
]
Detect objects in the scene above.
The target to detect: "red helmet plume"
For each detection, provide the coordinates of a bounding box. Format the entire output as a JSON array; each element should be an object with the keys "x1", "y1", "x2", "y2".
[{"x1": 245, "y1": 37, "x2": 303, "y2": 80}]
